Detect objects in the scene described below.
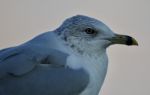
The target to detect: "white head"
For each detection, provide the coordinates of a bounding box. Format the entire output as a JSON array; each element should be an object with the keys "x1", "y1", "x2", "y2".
[{"x1": 55, "y1": 15, "x2": 138, "y2": 55}]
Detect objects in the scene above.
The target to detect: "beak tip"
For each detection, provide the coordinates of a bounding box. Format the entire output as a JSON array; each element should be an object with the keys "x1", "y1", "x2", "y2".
[
  {"x1": 131, "y1": 37, "x2": 138, "y2": 46},
  {"x1": 126, "y1": 36, "x2": 138, "y2": 46}
]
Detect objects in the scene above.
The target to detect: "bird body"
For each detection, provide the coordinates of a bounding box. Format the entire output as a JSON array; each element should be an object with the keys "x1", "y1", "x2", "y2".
[
  {"x1": 0, "y1": 15, "x2": 138, "y2": 95},
  {"x1": 0, "y1": 32, "x2": 89, "y2": 95}
]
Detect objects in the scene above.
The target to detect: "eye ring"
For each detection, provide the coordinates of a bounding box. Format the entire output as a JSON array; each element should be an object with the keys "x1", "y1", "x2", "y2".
[{"x1": 84, "y1": 28, "x2": 96, "y2": 34}]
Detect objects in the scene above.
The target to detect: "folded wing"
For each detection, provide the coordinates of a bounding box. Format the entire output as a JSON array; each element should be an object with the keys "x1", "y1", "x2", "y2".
[{"x1": 0, "y1": 44, "x2": 89, "y2": 95}]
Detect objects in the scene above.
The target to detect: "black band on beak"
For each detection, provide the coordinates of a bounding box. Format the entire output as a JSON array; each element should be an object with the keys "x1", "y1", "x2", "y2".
[
  {"x1": 126, "y1": 36, "x2": 133, "y2": 45},
  {"x1": 108, "y1": 34, "x2": 138, "y2": 46}
]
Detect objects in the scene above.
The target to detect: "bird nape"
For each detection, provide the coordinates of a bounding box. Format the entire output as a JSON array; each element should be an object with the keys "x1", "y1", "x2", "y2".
[{"x1": 0, "y1": 15, "x2": 138, "y2": 95}]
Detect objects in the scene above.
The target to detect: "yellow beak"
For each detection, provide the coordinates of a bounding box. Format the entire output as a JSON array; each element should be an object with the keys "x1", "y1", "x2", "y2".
[{"x1": 108, "y1": 34, "x2": 138, "y2": 46}]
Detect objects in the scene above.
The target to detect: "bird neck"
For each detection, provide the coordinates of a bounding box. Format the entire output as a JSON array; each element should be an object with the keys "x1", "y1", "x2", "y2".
[
  {"x1": 67, "y1": 50, "x2": 108, "y2": 95},
  {"x1": 84, "y1": 51, "x2": 108, "y2": 95}
]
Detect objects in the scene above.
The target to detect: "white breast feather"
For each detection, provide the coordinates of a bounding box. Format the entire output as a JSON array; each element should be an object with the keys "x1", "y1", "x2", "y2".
[{"x1": 67, "y1": 52, "x2": 108, "y2": 95}]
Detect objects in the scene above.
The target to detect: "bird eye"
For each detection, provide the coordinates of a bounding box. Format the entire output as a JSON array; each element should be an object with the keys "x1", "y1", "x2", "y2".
[{"x1": 84, "y1": 28, "x2": 96, "y2": 34}]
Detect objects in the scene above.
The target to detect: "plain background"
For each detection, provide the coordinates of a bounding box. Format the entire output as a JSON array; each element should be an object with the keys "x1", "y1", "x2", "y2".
[{"x1": 0, "y1": 0, "x2": 149, "y2": 95}]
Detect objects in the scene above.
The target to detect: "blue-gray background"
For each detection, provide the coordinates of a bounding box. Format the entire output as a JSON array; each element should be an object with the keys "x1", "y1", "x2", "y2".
[{"x1": 0, "y1": 0, "x2": 149, "y2": 95}]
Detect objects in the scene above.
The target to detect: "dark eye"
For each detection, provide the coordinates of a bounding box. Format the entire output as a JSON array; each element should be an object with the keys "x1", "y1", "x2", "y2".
[{"x1": 84, "y1": 28, "x2": 96, "y2": 34}]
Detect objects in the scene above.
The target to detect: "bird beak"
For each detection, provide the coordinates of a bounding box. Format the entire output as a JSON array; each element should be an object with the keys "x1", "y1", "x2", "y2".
[{"x1": 108, "y1": 34, "x2": 138, "y2": 46}]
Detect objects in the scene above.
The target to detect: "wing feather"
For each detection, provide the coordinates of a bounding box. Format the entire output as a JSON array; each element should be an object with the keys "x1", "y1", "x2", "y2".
[
  {"x1": 0, "y1": 44, "x2": 69, "y2": 78},
  {"x1": 0, "y1": 45, "x2": 89, "y2": 95}
]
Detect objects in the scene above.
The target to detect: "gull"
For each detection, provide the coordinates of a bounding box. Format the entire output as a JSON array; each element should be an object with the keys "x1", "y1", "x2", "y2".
[{"x1": 0, "y1": 15, "x2": 138, "y2": 95}]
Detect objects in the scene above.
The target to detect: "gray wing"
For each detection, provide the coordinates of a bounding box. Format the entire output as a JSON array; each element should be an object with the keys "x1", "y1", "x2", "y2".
[
  {"x1": 0, "y1": 45, "x2": 89, "y2": 95},
  {"x1": 0, "y1": 46, "x2": 37, "y2": 78},
  {"x1": 0, "y1": 44, "x2": 70, "y2": 77}
]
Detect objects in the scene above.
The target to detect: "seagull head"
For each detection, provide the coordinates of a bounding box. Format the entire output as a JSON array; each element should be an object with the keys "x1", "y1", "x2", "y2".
[{"x1": 55, "y1": 15, "x2": 138, "y2": 54}]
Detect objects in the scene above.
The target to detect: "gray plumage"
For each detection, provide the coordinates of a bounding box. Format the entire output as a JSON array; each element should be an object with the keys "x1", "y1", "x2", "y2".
[
  {"x1": 0, "y1": 15, "x2": 138, "y2": 95},
  {"x1": 0, "y1": 36, "x2": 89, "y2": 95}
]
